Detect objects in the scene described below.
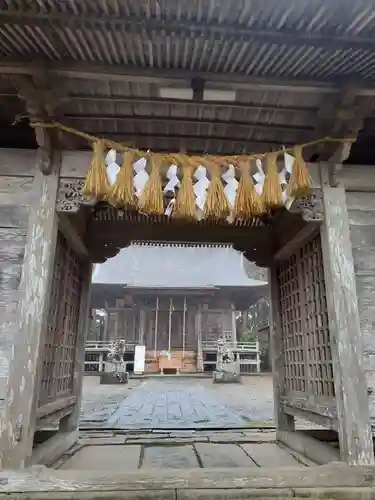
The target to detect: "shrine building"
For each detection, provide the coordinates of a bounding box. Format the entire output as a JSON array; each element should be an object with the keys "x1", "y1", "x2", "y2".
[{"x1": 87, "y1": 242, "x2": 267, "y2": 374}]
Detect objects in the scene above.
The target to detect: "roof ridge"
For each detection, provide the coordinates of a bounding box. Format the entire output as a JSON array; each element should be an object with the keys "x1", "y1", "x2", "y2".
[{"x1": 131, "y1": 241, "x2": 232, "y2": 248}]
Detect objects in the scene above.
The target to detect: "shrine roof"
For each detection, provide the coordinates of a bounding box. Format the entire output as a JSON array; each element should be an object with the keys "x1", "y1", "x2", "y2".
[{"x1": 92, "y1": 243, "x2": 267, "y2": 289}]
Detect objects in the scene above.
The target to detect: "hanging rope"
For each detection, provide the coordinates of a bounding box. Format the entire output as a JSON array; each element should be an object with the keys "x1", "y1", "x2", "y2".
[
  {"x1": 174, "y1": 162, "x2": 196, "y2": 220},
  {"x1": 82, "y1": 140, "x2": 110, "y2": 200},
  {"x1": 28, "y1": 119, "x2": 355, "y2": 171},
  {"x1": 138, "y1": 156, "x2": 164, "y2": 215},
  {"x1": 22, "y1": 118, "x2": 357, "y2": 221},
  {"x1": 204, "y1": 161, "x2": 230, "y2": 220},
  {"x1": 262, "y1": 153, "x2": 284, "y2": 211},
  {"x1": 108, "y1": 151, "x2": 136, "y2": 209},
  {"x1": 233, "y1": 161, "x2": 264, "y2": 220}
]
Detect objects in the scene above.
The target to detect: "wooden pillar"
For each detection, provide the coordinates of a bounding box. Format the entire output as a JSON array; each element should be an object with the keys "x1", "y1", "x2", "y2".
[
  {"x1": 255, "y1": 337, "x2": 261, "y2": 373},
  {"x1": 196, "y1": 306, "x2": 203, "y2": 372},
  {"x1": 154, "y1": 296, "x2": 159, "y2": 358},
  {"x1": 241, "y1": 310, "x2": 248, "y2": 339},
  {"x1": 60, "y1": 261, "x2": 92, "y2": 432},
  {"x1": 139, "y1": 308, "x2": 146, "y2": 345},
  {"x1": 168, "y1": 297, "x2": 173, "y2": 352},
  {"x1": 231, "y1": 304, "x2": 237, "y2": 347},
  {"x1": 0, "y1": 153, "x2": 61, "y2": 469},
  {"x1": 268, "y1": 267, "x2": 295, "y2": 433},
  {"x1": 114, "y1": 311, "x2": 119, "y2": 339},
  {"x1": 182, "y1": 297, "x2": 187, "y2": 358},
  {"x1": 103, "y1": 309, "x2": 109, "y2": 341},
  {"x1": 320, "y1": 182, "x2": 374, "y2": 465}
]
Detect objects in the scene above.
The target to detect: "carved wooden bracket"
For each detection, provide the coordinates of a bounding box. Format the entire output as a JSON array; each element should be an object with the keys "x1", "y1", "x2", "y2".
[
  {"x1": 56, "y1": 178, "x2": 95, "y2": 212},
  {"x1": 289, "y1": 189, "x2": 324, "y2": 222}
]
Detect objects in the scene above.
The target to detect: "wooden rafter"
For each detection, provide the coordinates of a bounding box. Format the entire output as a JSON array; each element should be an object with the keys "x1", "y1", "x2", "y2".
[{"x1": 1, "y1": 10, "x2": 375, "y2": 52}]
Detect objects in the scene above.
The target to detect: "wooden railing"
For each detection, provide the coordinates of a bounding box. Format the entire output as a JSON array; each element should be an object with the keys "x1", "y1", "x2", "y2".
[
  {"x1": 84, "y1": 339, "x2": 262, "y2": 373},
  {"x1": 202, "y1": 340, "x2": 261, "y2": 373}
]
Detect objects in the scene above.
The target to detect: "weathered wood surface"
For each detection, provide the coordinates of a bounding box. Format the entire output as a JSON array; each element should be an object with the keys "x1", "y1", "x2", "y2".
[
  {"x1": 0, "y1": 165, "x2": 34, "y2": 412},
  {"x1": 0, "y1": 149, "x2": 36, "y2": 177},
  {"x1": 30, "y1": 431, "x2": 79, "y2": 468},
  {"x1": 0, "y1": 153, "x2": 61, "y2": 468},
  {"x1": 346, "y1": 191, "x2": 375, "y2": 425},
  {"x1": 1, "y1": 463, "x2": 375, "y2": 492},
  {"x1": 268, "y1": 267, "x2": 294, "y2": 433},
  {"x1": 320, "y1": 183, "x2": 374, "y2": 465},
  {"x1": 277, "y1": 430, "x2": 340, "y2": 465},
  {"x1": 60, "y1": 262, "x2": 92, "y2": 432}
]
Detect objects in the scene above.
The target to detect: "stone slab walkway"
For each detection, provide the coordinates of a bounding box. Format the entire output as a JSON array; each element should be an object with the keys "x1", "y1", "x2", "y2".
[
  {"x1": 106, "y1": 379, "x2": 250, "y2": 429},
  {"x1": 57, "y1": 430, "x2": 312, "y2": 470}
]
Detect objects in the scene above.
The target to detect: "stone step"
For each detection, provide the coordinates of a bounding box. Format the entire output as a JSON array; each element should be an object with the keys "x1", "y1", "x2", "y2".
[{"x1": 1, "y1": 463, "x2": 374, "y2": 499}]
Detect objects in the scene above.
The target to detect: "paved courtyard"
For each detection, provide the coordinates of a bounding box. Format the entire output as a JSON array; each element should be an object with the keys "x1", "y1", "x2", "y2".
[{"x1": 80, "y1": 375, "x2": 275, "y2": 429}]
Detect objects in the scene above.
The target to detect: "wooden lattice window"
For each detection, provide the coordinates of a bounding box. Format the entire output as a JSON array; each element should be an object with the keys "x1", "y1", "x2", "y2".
[
  {"x1": 277, "y1": 233, "x2": 334, "y2": 400},
  {"x1": 38, "y1": 231, "x2": 84, "y2": 407}
]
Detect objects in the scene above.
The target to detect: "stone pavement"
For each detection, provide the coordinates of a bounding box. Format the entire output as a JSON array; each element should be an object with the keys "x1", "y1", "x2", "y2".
[
  {"x1": 57, "y1": 429, "x2": 314, "y2": 470},
  {"x1": 80, "y1": 375, "x2": 324, "y2": 432},
  {"x1": 106, "y1": 378, "x2": 250, "y2": 429},
  {"x1": 79, "y1": 377, "x2": 142, "y2": 427},
  {"x1": 80, "y1": 375, "x2": 275, "y2": 429}
]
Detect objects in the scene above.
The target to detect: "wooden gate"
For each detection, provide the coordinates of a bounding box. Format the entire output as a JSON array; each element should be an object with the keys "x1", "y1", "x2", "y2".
[
  {"x1": 276, "y1": 232, "x2": 336, "y2": 424},
  {"x1": 36, "y1": 230, "x2": 85, "y2": 426}
]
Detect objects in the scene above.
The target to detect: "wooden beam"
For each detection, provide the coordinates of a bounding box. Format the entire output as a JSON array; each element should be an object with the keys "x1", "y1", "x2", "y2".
[
  {"x1": 2, "y1": 10, "x2": 375, "y2": 52},
  {"x1": 30, "y1": 430, "x2": 79, "y2": 467},
  {"x1": 320, "y1": 167, "x2": 374, "y2": 465},
  {"x1": 64, "y1": 114, "x2": 315, "y2": 134},
  {"x1": 277, "y1": 430, "x2": 340, "y2": 465},
  {"x1": 57, "y1": 213, "x2": 88, "y2": 258},
  {"x1": 76, "y1": 131, "x2": 295, "y2": 147},
  {"x1": 313, "y1": 86, "x2": 370, "y2": 161},
  {"x1": 274, "y1": 223, "x2": 321, "y2": 261},
  {"x1": 0, "y1": 60, "x2": 344, "y2": 94},
  {"x1": 0, "y1": 148, "x2": 61, "y2": 468},
  {"x1": 62, "y1": 95, "x2": 319, "y2": 115}
]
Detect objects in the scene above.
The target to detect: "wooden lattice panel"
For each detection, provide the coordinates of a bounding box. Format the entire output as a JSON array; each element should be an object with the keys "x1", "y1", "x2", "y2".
[
  {"x1": 38, "y1": 231, "x2": 84, "y2": 407},
  {"x1": 277, "y1": 233, "x2": 334, "y2": 402}
]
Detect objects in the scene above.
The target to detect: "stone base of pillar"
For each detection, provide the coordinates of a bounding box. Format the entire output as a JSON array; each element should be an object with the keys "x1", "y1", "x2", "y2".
[
  {"x1": 213, "y1": 371, "x2": 241, "y2": 384},
  {"x1": 100, "y1": 372, "x2": 128, "y2": 385}
]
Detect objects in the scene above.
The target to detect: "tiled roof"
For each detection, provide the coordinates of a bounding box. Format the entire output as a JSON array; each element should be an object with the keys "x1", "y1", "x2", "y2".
[{"x1": 92, "y1": 243, "x2": 267, "y2": 288}]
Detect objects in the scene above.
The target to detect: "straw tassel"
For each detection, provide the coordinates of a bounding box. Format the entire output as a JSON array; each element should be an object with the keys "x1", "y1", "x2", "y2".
[
  {"x1": 138, "y1": 156, "x2": 164, "y2": 215},
  {"x1": 287, "y1": 145, "x2": 310, "y2": 198},
  {"x1": 174, "y1": 162, "x2": 196, "y2": 220},
  {"x1": 262, "y1": 152, "x2": 283, "y2": 211},
  {"x1": 82, "y1": 140, "x2": 110, "y2": 200},
  {"x1": 234, "y1": 161, "x2": 265, "y2": 219},
  {"x1": 204, "y1": 162, "x2": 230, "y2": 220},
  {"x1": 108, "y1": 151, "x2": 136, "y2": 209}
]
